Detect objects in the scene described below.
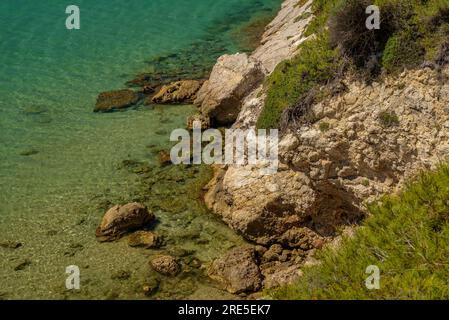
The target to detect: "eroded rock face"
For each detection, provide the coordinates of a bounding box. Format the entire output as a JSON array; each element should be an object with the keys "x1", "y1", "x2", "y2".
[
  {"x1": 205, "y1": 165, "x2": 326, "y2": 245},
  {"x1": 194, "y1": 53, "x2": 267, "y2": 125},
  {"x1": 150, "y1": 255, "x2": 180, "y2": 276},
  {"x1": 252, "y1": 0, "x2": 314, "y2": 73},
  {"x1": 281, "y1": 66, "x2": 449, "y2": 207},
  {"x1": 207, "y1": 66, "x2": 449, "y2": 256},
  {"x1": 208, "y1": 246, "x2": 262, "y2": 294},
  {"x1": 94, "y1": 89, "x2": 139, "y2": 112},
  {"x1": 96, "y1": 203, "x2": 154, "y2": 241},
  {"x1": 150, "y1": 80, "x2": 202, "y2": 104}
]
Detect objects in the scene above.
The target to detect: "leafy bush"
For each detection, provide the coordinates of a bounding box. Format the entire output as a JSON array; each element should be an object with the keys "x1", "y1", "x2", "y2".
[
  {"x1": 270, "y1": 163, "x2": 449, "y2": 300},
  {"x1": 257, "y1": 33, "x2": 340, "y2": 129},
  {"x1": 257, "y1": 0, "x2": 449, "y2": 130},
  {"x1": 319, "y1": 121, "x2": 330, "y2": 132},
  {"x1": 382, "y1": 28, "x2": 425, "y2": 73},
  {"x1": 378, "y1": 111, "x2": 399, "y2": 127},
  {"x1": 428, "y1": 3, "x2": 449, "y2": 30}
]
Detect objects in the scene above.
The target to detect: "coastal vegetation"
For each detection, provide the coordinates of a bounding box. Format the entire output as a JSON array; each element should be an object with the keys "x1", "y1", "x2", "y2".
[
  {"x1": 270, "y1": 162, "x2": 449, "y2": 299},
  {"x1": 257, "y1": 0, "x2": 449, "y2": 129}
]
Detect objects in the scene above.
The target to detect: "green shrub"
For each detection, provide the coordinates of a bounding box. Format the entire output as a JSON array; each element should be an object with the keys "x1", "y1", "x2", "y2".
[
  {"x1": 257, "y1": 33, "x2": 340, "y2": 129},
  {"x1": 378, "y1": 111, "x2": 399, "y2": 127},
  {"x1": 382, "y1": 28, "x2": 425, "y2": 73},
  {"x1": 319, "y1": 121, "x2": 330, "y2": 132},
  {"x1": 428, "y1": 3, "x2": 449, "y2": 30},
  {"x1": 270, "y1": 163, "x2": 449, "y2": 300},
  {"x1": 330, "y1": 0, "x2": 417, "y2": 71}
]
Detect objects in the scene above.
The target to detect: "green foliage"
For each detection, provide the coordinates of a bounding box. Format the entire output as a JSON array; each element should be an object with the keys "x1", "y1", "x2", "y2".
[
  {"x1": 378, "y1": 111, "x2": 399, "y2": 127},
  {"x1": 319, "y1": 121, "x2": 330, "y2": 132},
  {"x1": 256, "y1": 0, "x2": 449, "y2": 130},
  {"x1": 382, "y1": 29, "x2": 425, "y2": 73},
  {"x1": 256, "y1": 33, "x2": 340, "y2": 129},
  {"x1": 304, "y1": 0, "x2": 339, "y2": 36},
  {"x1": 270, "y1": 163, "x2": 449, "y2": 300}
]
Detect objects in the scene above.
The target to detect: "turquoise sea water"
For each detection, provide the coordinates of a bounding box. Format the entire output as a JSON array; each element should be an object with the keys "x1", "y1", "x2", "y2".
[{"x1": 0, "y1": 0, "x2": 280, "y2": 299}]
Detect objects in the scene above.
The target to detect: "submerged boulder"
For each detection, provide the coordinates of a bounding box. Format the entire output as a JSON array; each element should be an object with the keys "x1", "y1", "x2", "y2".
[
  {"x1": 150, "y1": 80, "x2": 202, "y2": 104},
  {"x1": 194, "y1": 53, "x2": 266, "y2": 125},
  {"x1": 150, "y1": 255, "x2": 180, "y2": 276},
  {"x1": 94, "y1": 89, "x2": 139, "y2": 112},
  {"x1": 208, "y1": 246, "x2": 262, "y2": 294},
  {"x1": 128, "y1": 231, "x2": 160, "y2": 249},
  {"x1": 96, "y1": 203, "x2": 154, "y2": 242}
]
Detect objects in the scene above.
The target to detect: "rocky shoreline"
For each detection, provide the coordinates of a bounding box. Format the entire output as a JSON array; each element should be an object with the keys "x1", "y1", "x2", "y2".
[
  {"x1": 197, "y1": 0, "x2": 318, "y2": 293},
  {"x1": 92, "y1": 0, "x2": 449, "y2": 297},
  {"x1": 193, "y1": 0, "x2": 449, "y2": 296},
  {"x1": 90, "y1": 0, "x2": 314, "y2": 298}
]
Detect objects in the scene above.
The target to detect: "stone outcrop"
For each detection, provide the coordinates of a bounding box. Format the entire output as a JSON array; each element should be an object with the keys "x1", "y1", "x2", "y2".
[
  {"x1": 207, "y1": 246, "x2": 262, "y2": 294},
  {"x1": 252, "y1": 0, "x2": 314, "y2": 73},
  {"x1": 94, "y1": 89, "x2": 140, "y2": 112},
  {"x1": 205, "y1": 165, "x2": 326, "y2": 245},
  {"x1": 96, "y1": 203, "x2": 154, "y2": 241},
  {"x1": 194, "y1": 53, "x2": 266, "y2": 125},
  {"x1": 150, "y1": 80, "x2": 202, "y2": 104},
  {"x1": 280, "y1": 66, "x2": 449, "y2": 209}
]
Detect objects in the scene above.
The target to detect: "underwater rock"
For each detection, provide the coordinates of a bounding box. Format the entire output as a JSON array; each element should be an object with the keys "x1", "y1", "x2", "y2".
[
  {"x1": 22, "y1": 105, "x2": 48, "y2": 115},
  {"x1": 64, "y1": 243, "x2": 84, "y2": 257},
  {"x1": 128, "y1": 231, "x2": 160, "y2": 249},
  {"x1": 126, "y1": 73, "x2": 154, "y2": 88},
  {"x1": 19, "y1": 149, "x2": 39, "y2": 156},
  {"x1": 111, "y1": 270, "x2": 131, "y2": 280},
  {"x1": 94, "y1": 89, "x2": 139, "y2": 112},
  {"x1": 208, "y1": 246, "x2": 262, "y2": 294},
  {"x1": 143, "y1": 276, "x2": 160, "y2": 296},
  {"x1": 96, "y1": 202, "x2": 155, "y2": 242},
  {"x1": 157, "y1": 150, "x2": 172, "y2": 166},
  {"x1": 14, "y1": 259, "x2": 31, "y2": 271},
  {"x1": 149, "y1": 80, "x2": 202, "y2": 104},
  {"x1": 150, "y1": 255, "x2": 181, "y2": 276},
  {"x1": 0, "y1": 241, "x2": 22, "y2": 249}
]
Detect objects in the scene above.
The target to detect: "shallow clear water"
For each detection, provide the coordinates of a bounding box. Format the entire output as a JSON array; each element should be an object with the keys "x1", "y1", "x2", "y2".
[{"x1": 0, "y1": 0, "x2": 280, "y2": 299}]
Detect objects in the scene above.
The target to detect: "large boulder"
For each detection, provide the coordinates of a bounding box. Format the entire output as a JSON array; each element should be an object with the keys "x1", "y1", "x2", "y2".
[
  {"x1": 208, "y1": 246, "x2": 262, "y2": 294},
  {"x1": 94, "y1": 89, "x2": 139, "y2": 112},
  {"x1": 205, "y1": 166, "x2": 319, "y2": 245},
  {"x1": 96, "y1": 203, "x2": 154, "y2": 241},
  {"x1": 149, "y1": 80, "x2": 202, "y2": 104},
  {"x1": 194, "y1": 53, "x2": 266, "y2": 125}
]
